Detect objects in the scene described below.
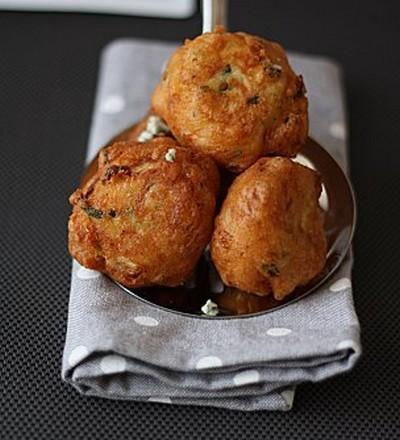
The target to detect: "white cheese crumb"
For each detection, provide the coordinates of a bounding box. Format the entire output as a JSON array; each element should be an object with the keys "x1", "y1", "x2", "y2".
[
  {"x1": 201, "y1": 299, "x2": 219, "y2": 317},
  {"x1": 137, "y1": 130, "x2": 154, "y2": 143},
  {"x1": 147, "y1": 115, "x2": 169, "y2": 135},
  {"x1": 165, "y1": 148, "x2": 176, "y2": 162},
  {"x1": 137, "y1": 115, "x2": 169, "y2": 143}
]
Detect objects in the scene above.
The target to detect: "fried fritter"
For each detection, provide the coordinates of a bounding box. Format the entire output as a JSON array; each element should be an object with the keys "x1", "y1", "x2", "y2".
[
  {"x1": 152, "y1": 27, "x2": 308, "y2": 172},
  {"x1": 80, "y1": 115, "x2": 174, "y2": 187},
  {"x1": 68, "y1": 138, "x2": 220, "y2": 287},
  {"x1": 210, "y1": 157, "x2": 326, "y2": 300}
]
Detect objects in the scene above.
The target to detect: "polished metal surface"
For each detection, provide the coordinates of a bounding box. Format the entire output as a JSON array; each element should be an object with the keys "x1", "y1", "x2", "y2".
[
  {"x1": 81, "y1": 0, "x2": 354, "y2": 320},
  {"x1": 202, "y1": 0, "x2": 228, "y2": 33}
]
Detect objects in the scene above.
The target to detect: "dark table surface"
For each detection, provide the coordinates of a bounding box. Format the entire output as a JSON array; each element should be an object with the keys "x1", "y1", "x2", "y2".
[{"x1": 1, "y1": 1, "x2": 399, "y2": 438}]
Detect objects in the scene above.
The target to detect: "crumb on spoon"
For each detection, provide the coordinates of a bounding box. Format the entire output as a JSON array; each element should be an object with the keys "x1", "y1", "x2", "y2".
[{"x1": 201, "y1": 299, "x2": 219, "y2": 316}]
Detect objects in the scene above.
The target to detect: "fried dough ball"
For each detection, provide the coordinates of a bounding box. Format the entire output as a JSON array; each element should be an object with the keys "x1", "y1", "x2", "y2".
[
  {"x1": 81, "y1": 115, "x2": 175, "y2": 186},
  {"x1": 210, "y1": 157, "x2": 326, "y2": 300},
  {"x1": 68, "y1": 138, "x2": 220, "y2": 287},
  {"x1": 152, "y1": 27, "x2": 308, "y2": 172}
]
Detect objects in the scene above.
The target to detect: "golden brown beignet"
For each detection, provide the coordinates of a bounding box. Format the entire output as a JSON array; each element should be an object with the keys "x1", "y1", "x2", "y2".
[
  {"x1": 152, "y1": 27, "x2": 308, "y2": 172},
  {"x1": 211, "y1": 157, "x2": 326, "y2": 300},
  {"x1": 68, "y1": 138, "x2": 220, "y2": 287}
]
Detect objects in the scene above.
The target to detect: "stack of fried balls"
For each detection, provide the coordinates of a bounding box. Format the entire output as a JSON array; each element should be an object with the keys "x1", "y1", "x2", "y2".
[{"x1": 68, "y1": 28, "x2": 327, "y2": 305}]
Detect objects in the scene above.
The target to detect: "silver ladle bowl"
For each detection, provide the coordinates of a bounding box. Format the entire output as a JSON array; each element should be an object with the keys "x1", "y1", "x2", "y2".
[{"x1": 79, "y1": 0, "x2": 356, "y2": 317}]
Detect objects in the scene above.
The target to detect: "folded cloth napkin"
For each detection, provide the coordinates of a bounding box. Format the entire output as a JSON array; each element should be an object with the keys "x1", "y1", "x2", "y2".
[{"x1": 62, "y1": 39, "x2": 361, "y2": 411}]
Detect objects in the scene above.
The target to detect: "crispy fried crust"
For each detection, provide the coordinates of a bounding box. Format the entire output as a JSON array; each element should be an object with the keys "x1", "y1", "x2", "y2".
[
  {"x1": 152, "y1": 28, "x2": 308, "y2": 172},
  {"x1": 210, "y1": 157, "x2": 326, "y2": 300},
  {"x1": 68, "y1": 138, "x2": 220, "y2": 287}
]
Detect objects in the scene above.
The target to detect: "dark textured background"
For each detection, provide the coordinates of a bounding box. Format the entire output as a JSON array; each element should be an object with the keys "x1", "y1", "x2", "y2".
[{"x1": 1, "y1": 1, "x2": 399, "y2": 438}]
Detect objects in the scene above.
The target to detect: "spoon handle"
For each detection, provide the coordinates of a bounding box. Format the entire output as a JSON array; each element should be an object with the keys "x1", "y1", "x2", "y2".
[{"x1": 202, "y1": 0, "x2": 228, "y2": 33}]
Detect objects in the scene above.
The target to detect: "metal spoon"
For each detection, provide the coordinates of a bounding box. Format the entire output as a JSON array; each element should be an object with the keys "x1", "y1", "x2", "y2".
[
  {"x1": 79, "y1": 0, "x2": 356, "y2": 317},
  {"x1": 202, "y1": 0, "x2": 228, "y2": 33},
  {"x1": 112, "y1": 137, "x2": 356, "y2": 318}
]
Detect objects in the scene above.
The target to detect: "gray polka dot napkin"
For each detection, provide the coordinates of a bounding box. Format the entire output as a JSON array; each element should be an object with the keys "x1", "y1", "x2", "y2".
[{"x1": 62, "y1": 39, "x2": 361, "y2": 411}]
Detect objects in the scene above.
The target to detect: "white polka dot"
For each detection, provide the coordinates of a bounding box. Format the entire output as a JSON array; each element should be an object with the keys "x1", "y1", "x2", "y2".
[
  {"x1": 77, "y1": 266, "x2": 100, "y2": 280},
  {"x1": 134, "y1": 316, "x2": 159, "y2": 327},
  {"x1": 293, "y1": 154, "x2": 315, "y2": 170},
  {"x1": 100, "y1": 95, "x2": 125, "y2": 114},
  {"x1": 329, "y1": 277, "x2": 351, "y2": 292},
  {"x1": 148, "y1": 397, "x2": 172, "y2": 404},
  {"x1": 233, "y1": 369, "x2": 260, "y2": 386},
  {"x1": 68, "y1": 345, "x2": 89, "y2": 366},
  {"x1": 267, "y1": 328, "x2": 292, "y2": 337},
  {"x1": 196, "y1": 356, "x2": 223, "y2": 370},
  {"x1": 336, "y1": 340, "x2": 356, "y2": 351},
  {"x1": 100, "y1": 355, "x2": 127, "y2": 374},
  {"x1": 329, "y1": 122, "x2": 346, "y2": 140},
  {"x1": 281, "y1": 389, "x2": 295, "y2": 407}
]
